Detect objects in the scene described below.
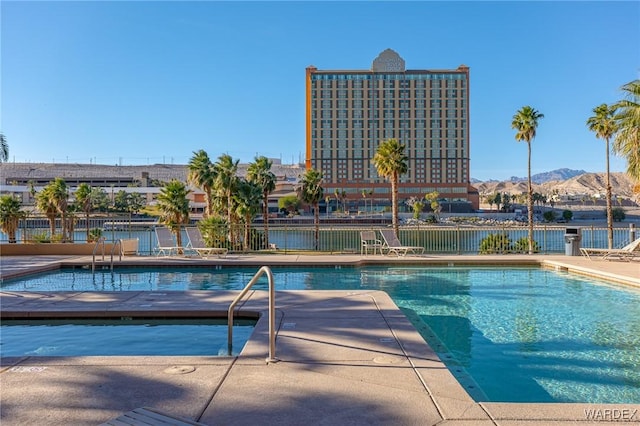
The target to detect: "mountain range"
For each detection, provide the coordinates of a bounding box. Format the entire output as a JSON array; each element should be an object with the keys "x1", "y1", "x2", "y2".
[
  {"x1": 474, "y1": 169, "x2": 638, "y2": 202},
  {"x1": 472, "y1": 168, "x2": 587, "y2": 185}
]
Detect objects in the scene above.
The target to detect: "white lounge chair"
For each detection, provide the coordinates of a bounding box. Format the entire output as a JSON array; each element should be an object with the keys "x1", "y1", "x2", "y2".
[
  {"x1": 380, "y1": 229, "x2": 425, "y2": 256},
  {"x1": 579, "y1": 237, "x2": 640, "y2": 261},
  {"x1": 119, "y1": 238, "x2": 139, "y2": 256},
  {"x1": 153, "y1": 227, "x2": 181, "y2": 257},
  {"x1": 185, "y1": 227, "x2": 228, "y2": 258},
  {"x1": 360, "y1": 230, "x2": 383, "y2": 255}
]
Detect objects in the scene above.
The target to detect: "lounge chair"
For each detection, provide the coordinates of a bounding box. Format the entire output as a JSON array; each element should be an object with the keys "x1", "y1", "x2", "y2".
[
  {"x1": 360, "y1": 230, "x2": 383, "y2": 255},
  {"x1": 153, "y1": 227, "x2": 181, "y2": 257},
  {"x1": 380, "y1": 229, "x2": 425, "y2": 256},
  {"x1": 579, "y1": 237, "x2": 640, "y2": 261},
  {"x1": 119, "y1": 238, "x2": 139, "y2": 256},
  {"x1": 185, "y1": 227, "x2": 228, "y2": 258}
]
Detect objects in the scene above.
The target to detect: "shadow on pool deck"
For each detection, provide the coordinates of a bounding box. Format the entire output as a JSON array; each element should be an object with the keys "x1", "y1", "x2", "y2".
[{"x1": 1, "y1": 254, "x2": 639, "y2": 425}]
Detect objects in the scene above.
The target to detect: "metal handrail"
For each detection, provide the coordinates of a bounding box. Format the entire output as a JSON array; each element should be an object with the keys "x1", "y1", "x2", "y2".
[
  {"x1": 109, "y1": 239, "x2": 123, "y2": 270},
  {"x1": 228, "y1": 266, "x2": 278, "y2": 363},
  {"x1": 91, "y1": 237, "x2": 123, "y2": 272},
  {"x1": 91, "y1": 237, "x2": 106, "y2": 272}
]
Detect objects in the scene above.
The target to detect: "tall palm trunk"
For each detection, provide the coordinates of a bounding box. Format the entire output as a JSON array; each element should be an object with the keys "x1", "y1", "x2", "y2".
[
  {"x1": 605, "y1": 137, "x2": 614, "y2": 249},
  {"x1": 7, "y1": 217, "x2": 18, "y2": 243},
  {"x1": 313, "y1": 201, "x2": 319, "y2": 250},
  {"x1": 175, "y1": 225, "x2": 183, "y2": 251},
  {"x1": 60, "y1": 205, "x2": 70, "y2": 242},
  {"x1": 204, "y1": 187, "x2": 213, "y2": 219},
  {"x1": 392, "y1": 172, "x2": 399, "y2": 236},
  {"x1": 262, "y1": 193, "x2": 269, "y2": 248},
  {"x1": 65, "y1": 215, "x2": 75, "y2": 242},
  {"x1": 227, "y1": 191, "x2": 235, "y2": 246},
  {"x1": 85, "y1": 210, "x2": 91, "y2": 241},
  {"x1": 47, "y1": 212, "x2": 56, "y2": 237},
  {"x1": 244, "y1": 213, "x2": 252, "y2": 251},
  {"x1": 527, "y1": 142, "x2": 534, "y2": 254}
]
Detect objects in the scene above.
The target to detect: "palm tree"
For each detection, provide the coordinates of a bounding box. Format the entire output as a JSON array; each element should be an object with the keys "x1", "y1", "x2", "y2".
[
  {"x1": 156, "y1": 179, "x2": 191, "y2": 250},
  {"x1": 297, "y1": 168, "x2": 324, "y2": 250},
  {"x1": 36, "y1": 185, "x2": 59, "y2": 238},
  {"x1": 49, "y1": 178, "x2": 71, "y2": 242},
  {"x1": 246, "y1": 156, "x2": 276, "y2": 247},
  {"x1": 373, "y1": 138, "x2": 408, "y2": 236},
  {"x1": 0, "y1": 132, "x2": 8, "y2": 162},
  {"x1": 613, "y1": 79, "x2": 640, "y2": 183},
  {"x1": 587, "y1": 103, "x2": 618, "y2": 249},
  {"x1": 234, "y1": 179, "x2": 263, "y2": 251},
  {"x1": 74, "y1": 183, "x2": 109, "y2": 241},
  {"x1": 112, "y1": 190, "x2": 145, "y2": 233},
  {"x1": 339, "y1": 189, "x2": 347, "y2": 213},
  {"x1": 0, "y1": 195, "x2": 24, "y2": 243},
  {"x1": 187, "y1": 150, "x2": 216, "y2": 218},
  {"x1": 425, "y1": 191, "x2": 441, "y2": 220},
  {"x1": 511, "y1": 106, "x2": 544, "y2": 254},
  {"x1": 485, "y1": 194, "x2": 494, "y2": 211},
  {"x1": 492, "y1": 193, "x2": 502, "y2": 211},
  {"x1": 36, "y1": 178, "x2": 70, "y2": 241},
  {"x1": 213, "y1": 154, "x2": 239, "y2": 230},
  {"x1": 74, "y1": 183, "x2": 93, "y2": 242}
]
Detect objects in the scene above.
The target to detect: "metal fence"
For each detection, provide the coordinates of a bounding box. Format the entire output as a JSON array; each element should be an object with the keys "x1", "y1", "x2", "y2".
[{"x1": 2, "y1": 214, "x2": 637, "y2": 256}]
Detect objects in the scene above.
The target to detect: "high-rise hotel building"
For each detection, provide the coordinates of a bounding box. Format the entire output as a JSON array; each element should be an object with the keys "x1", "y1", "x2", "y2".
[{"x1": 305, "y1": 49, "x2": 479, "y2": 211}]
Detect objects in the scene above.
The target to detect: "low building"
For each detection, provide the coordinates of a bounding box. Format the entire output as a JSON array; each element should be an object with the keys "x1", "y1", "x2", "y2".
[{"x1": 0, "y1": 161, "x2": 303, "y2": 219}]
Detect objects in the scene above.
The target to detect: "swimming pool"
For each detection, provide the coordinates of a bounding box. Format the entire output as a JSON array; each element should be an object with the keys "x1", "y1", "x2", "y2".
[
  {"x1": 0, "y1": 318, "x2": 256, "y2": 357},
  {"x1": 2, "y1": 266, "x2": 639, "y2": 403}
]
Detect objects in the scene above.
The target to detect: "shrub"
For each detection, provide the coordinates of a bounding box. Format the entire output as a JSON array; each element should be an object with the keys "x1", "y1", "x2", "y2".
[
  {"x1": 424, "y1": 214, "x2": 438, "y2": 223},
  {"x1": 246, "y1": 228, "x2": 266, "y2": 250},
  {"x1": 198, "y1": 216, "x2": 229, "y2": 249},
  {"x1": 513, "y1": 237, "x2": 540, "y2": 253},
  {"x1": 543, "y1": 211, "x2": 556, "y2": 222},
  {"x1": 32, "y1": 231, "x2": 51, "y2": 243},
  {"x1": 479, "y1": 233, "x2": 511, "y2": 254},
  {"x1": 88, "y1": 228, "x2": 103, "y2": 243},
  {"x1": 612, "y1": 207, "x2": 626, "y2": 222},
  {"x1": 278, "y1": 195, "x2": 301, "y2": 215},
  {"x1": 562, "y1": 210, "x2": 573, "y2": 221},
  {"x1": 412, "y1": 201, "x2": 424, "y2": 219}
]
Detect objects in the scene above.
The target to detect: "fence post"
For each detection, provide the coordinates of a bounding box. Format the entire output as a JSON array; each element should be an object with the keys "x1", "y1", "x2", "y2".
[
  {"x1": 284, "y1": 223, "x2": 288, "y2": 254},
  {"x1": 630, "y1": 223, "x2": 636, "y2": 243}
]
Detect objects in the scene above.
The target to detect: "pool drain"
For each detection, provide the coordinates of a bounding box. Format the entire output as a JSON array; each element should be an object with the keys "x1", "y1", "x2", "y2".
[
  {"x1": 164, "y1": 365, "x2": 196, "y2": 375},
  {"x1": 372, "y1": 356, "x2": 404, "y2": 364}
]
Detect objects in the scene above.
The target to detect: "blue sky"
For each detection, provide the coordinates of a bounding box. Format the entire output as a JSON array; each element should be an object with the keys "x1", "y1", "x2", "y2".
[{"x1": 2, "y1": 1, "x2": 639, "y2": 181}]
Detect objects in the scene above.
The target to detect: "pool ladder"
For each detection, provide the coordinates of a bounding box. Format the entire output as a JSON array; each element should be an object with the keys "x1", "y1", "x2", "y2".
[
  {"x1": 91, "y1": 237, "x2": 123, "y2": 273},
  {"x1": 228, "y1": 266, "x2": 279, "y2": 363}
]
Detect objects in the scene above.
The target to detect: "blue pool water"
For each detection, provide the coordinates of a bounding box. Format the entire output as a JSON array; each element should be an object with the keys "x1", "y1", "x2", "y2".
[
  {"x1": 0, "y1": 318, "x2": 255, "y2": 357},
  {"x1": 2, "y1": 266, "x2": 639, "y2": 403}
]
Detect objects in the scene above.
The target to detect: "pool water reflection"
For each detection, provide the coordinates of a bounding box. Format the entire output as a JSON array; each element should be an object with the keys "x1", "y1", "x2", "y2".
[{"x1": 0, "y1": 318, "x2": 256, "y2": 357}]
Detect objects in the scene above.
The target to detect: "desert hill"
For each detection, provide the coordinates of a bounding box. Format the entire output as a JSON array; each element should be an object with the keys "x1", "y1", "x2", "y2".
[
  {"x1": 511, "y1": 168, "x2": 587, "y2": 184},
  {"x1": 475, "y1": 172, "x2": 638, "y2": 202}
]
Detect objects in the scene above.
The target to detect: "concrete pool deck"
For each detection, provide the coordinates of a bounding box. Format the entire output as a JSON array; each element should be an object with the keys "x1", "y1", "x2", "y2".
[{"x1": 1, "y1": 253, "x2": 639, "y2": 425}]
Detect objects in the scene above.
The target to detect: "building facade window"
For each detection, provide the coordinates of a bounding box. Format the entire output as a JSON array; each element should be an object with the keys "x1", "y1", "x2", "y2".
[{"x1": 306, "y1": 54, "x2": 473, "y2": 206}]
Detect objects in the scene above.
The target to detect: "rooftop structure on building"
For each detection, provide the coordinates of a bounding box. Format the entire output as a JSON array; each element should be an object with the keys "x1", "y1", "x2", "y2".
[{"x1": 1, "y1": 160, "x2": 303, "y2": 188}]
